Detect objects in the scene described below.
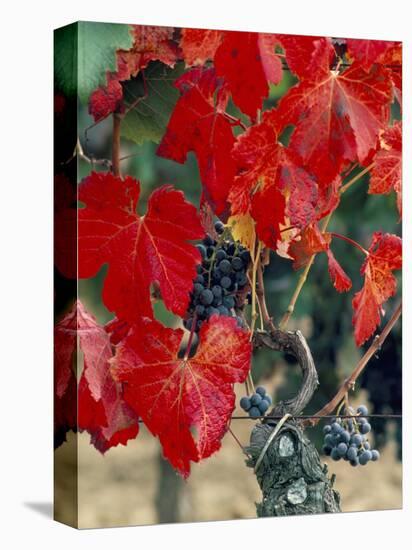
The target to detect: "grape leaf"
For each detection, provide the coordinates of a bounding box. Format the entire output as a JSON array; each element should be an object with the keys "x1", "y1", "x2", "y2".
[
  {"x1": 54, "y1": 300, "x2": 139, "y2": 451},
  {"x1": 276, "y1": 41, "x2": 393, "y2": 184},
  {"x1": 229, "y1": 112, "x2": 318, "y2": 249},
  {"x1": 214, "y1": 31, "x2": 282, "y2": 118},
  {"x1": 227, "y1": 213, "x2": 256, "y2": 252},
  {"x1": 89, "y1": 26, "x2": 181, "y2": 123},
  {"x1": 54, "y1": 22, "x2": 133, "y2": 103},
  {"x1": 78, "y1": 172, "x2": 204, "y2": 321},
  {"x1": 289, "y1": 225, "x2": 351, "y2": 292},
  {"x1": 276, "y1": 34, "x2": 328, "y2": 79},
  {"x1": 157, "y1": 67, "x2": 236, "y2": 215},
  {"x1": 346, "y1": 39, "x2": 394, "y2": 71},
  {"x1": 380, "y1": 43, "x2": 402, "y2": 104},
  {"x1": 76, "y1": 301, "x2": 139, "y2": 452},
  {"x1": 121, "y1": 63, "x2": 185, "y2": 145},
  {"x1": 89, "y1": 79, "x2": 123, "y2": 123},
  {"x1": 180, "y1": 28, "x2": 224, "y2": 66},
  {"x1": 111, "y1": 315, "x2": 252, "y2": 477},
  {"x1": 369, "y1": 121, "x2": 402, "y2": 216},
  {"x1": 352, "y1": 232, "x2": 402, "y2": 346},
  {"x1": 326, "y1": 248, "x2": 352, "y2": 292},
  {"x1": 288, "y1": 224, "x2": 331, "y2": 270},
  {"x1": 116, "y1": 25, "x2": 179, "y2": 80},
  {"x1": 54, "y1": 301, "x2": 78, "y2": 447}
]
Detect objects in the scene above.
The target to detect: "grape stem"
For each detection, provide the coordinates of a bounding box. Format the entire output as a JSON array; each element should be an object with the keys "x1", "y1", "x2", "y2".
[
  {"x1": 330, "y1": 232, "x2": 368, "y2": 255},
  {"x1": 305, "y1": 300, "x2": 402, "y2": 427},
  {"x1": 250, "y1": 240, "x2": 262, "y2": 337},
  {"x1": 228, "y1": 426, "x2": 245, "y2": 452},
  {"x1": 65, "y1": 137, "x2": 112, "y2": 169},
  {"x1": 256, "y1": 259, "x2": 276, "y2": 332},
  {"x1": 183, "y1": 312, "x2": 198, "y2": 361}
]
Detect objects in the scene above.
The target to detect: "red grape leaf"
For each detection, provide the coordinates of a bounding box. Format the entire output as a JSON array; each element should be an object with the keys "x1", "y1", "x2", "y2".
[
  {"x1": 380, "y1": 43, "x2": 402, "y2": 104},
  {"x1": 54, "y1": 301, "x2": 78, "y2": 447},
  {"x1": 89, "y1": 79, "x2": 123, "y2": 123},
  {"x1": 76, "y1": 302, "x2": 139, "y2": 452},
  {"x1": 229, "y1": 113, "x2": 317, "y2": 249},
  {"x1": 288, "y1": 225, "x2": 351, "y2": 292},
  {"x1": 180, "y1": 28, "x2": 224, "y2": 66},
  {"x1": 157, "y1": 67, "x2": 236, "y2": 215},
  {"x1": 352, "y1": 232, "x2": 402, "y2": 346},
  {"x1": 78, "y1": 172, "x2": 204, "y2": 321},
  {"x1": 54, "y1": 300, "x2": 139, "y2": 452},
  {"x1": 89, "y1": 25, "x2": 180, "y2": 122},
  {"x1": 111, "y1": 315, "x2": 252, "y2": 477},
  {"x1": 288, "y1": 224, "x2": 331, "y2": 270},
  {"x1": 276, "y1": 43, "x2": 393, "y2": 184},
  {"x1": 250, "y1": 185, "x2": 286, "y2": 251},
  {"x1": 117, "y1": 25, "x2": 179, "y2": 80},
  {"x1": 214, "y1": 31, "x2": 282, "y2": 119},
  {"x1": 326, "y1": 248, "x2": 352, "y2": 292},
  {"x1": 276, "y1": 34, "x2": 330, "y2": 79},
  {"x1": 369, "y1": 121, "x2": 402, "y2": 216},
  {"x1": 346, "y1": 39, "x2": 394, "y2": 71},
  {"x1": 317, "y1": 176, "x2": 342, "y2": 221}
]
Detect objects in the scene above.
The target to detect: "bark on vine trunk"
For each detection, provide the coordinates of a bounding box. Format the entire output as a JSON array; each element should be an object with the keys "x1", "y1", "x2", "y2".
[{"x1": 247, "y1": 329, "x2": 341, "y2": 516}]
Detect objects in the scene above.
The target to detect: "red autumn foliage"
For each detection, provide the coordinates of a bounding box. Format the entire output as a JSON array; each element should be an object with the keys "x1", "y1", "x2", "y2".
[
  {"x1": 369, "y1": 121, "x2": 402, "y2": 216},
  {"x1": 111, "y1": 316, "x2": 252, "y2": 477},
  {"x1": 78, "y1": 172, "x2": 204, "y2": 321},
  {"x1": 89, "y1": 25, "x2": 180, "y2": 122},
  {"x1": 54, "y1": 300, "x2": 139, "y2": 451},
  {"x1": 352, "y1": 233, "x2": 402, "y2": 346},
  {"x1": 276, "y1": 40, "x2": 393, "y2": 184},
  {"x1": 157, "y1": 68, "x2": 236, "y2": 215},
  {"x1": 58, "y1": 28, "x2": 403, "y2": 474}
]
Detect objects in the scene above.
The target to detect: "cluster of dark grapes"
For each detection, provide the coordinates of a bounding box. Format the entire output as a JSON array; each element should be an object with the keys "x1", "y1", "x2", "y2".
[
  {"x1": 239, "y1": 386, "x2": 272, "y2": 418},
  {"x1": 322, "y1": 405, "x2": 380, "y2": 467},
  {"x1": 184, "y1": 221, "x2": 251, "y2": 332}
]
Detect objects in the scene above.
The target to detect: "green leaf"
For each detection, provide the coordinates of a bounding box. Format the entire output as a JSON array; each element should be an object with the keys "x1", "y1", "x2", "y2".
[
  {"x1": 54, "y1": 21, "x2": 133, "y2": 103},
  {"x1": 121, "y1": 62, "x2": 184, "y2": 145},
  {"x1": 54, "y1": 24, "x2": 78, "y2": 97}
]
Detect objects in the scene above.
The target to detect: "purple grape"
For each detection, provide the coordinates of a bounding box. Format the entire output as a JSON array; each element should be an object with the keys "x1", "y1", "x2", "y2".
[
  {"x1": 337, "y1": 443, "x2": 348, "y2": 457},
  {"x1": 360, "y1": 422, "x2": 371, "y2": 434},
  {"x1": 249, "y1": 406, "x2": 261, "y2": 419},
  {"x1": 263, "y1": 394, "x2": 272, "y2": 405},
  {"x1": 200, "y1": 289, "x2": 214, "y2": 305},
  {"x1": 357, "y1": 405, "x2": 368, "y2": 416},
  {"x1": 359, "y1": 450, "x2": 372, "y2": 465},
  {"x1": 258, "y1": 399, "x2": 269, "y2": 414},
  {"x1": 371, "y1": 450, "x2": 380, "y2": 461},
  {"x1": 240, "y1": 396, "x2": 251, "y2": 411},
  {"x1": 347, "y1": 446, "x2": 358, "y2": 461},
  {"x1": 250, "y1": 393, "x2": 262, "y2": 406}
]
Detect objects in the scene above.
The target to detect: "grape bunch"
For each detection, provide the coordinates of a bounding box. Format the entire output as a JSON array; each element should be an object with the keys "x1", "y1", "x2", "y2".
[
  {"x1": 184, "y1": 221, "x2": 251, "y2": 332},
  {"x1": 240, "y1": 386, "x2": 272, "y2": 418},
  {"x1": 322, "y1": 405, "x2": 380, "y2": 467}
]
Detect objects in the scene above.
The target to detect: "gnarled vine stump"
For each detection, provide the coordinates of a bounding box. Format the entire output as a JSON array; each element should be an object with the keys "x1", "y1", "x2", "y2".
[{"x1": 246, "y1": 329, "x2": 341, "y2": 517}]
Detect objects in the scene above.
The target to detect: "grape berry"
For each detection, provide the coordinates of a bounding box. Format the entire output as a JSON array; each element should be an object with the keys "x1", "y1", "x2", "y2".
[
  {"x1": 322, "y1": 405, "x2": 380, "y2": 467},
  {"x1": 184, "y1": 221, "x2": 251, "y2": 332},
  {"x1": 240, "y1": 386, "x2": 272, "y2": 418}
]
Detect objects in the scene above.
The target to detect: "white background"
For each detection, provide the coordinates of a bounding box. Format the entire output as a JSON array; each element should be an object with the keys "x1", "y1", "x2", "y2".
[{"x1": 0, "y1": 0, "x2": 410, "y2": 547}]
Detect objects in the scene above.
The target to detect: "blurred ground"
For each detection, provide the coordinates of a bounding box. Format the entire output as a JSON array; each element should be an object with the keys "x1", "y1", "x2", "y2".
[{"x1": 55, "y1": 385, "x2": 402, "y2": 529}]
